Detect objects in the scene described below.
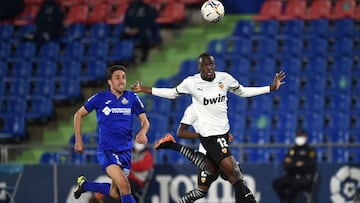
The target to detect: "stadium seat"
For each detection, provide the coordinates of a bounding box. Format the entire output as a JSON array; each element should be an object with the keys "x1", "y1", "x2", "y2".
[
  {"x1": 255, "y1": 37, "x2": 278, "y2": 58},
  {"x1": 226, "y1": 36, "x2": 253, "y2": 59},
  {"x1": 351, "y1": 3, "x2": 360, "y2": 19},
  {"x1": 332, "y1": 147, "x2": 349, "y2": 163},
  {"x1": 85, "y1": 42, "x2": 109, "y2": 60},
  {"x1": 252, "y1": 56, "x2": 276, "y2": 77},
  {"x1": 7, "y1": 61, "x2": 32, "y2": 78},
  {"x1": 87, "y1": 3, "x2": 108, "y2": 24},
  {"x1": 0, "y1": 98, "x2": 27, "y2": 116},
  {"x1": 304, "y1": 37, "x2": 328, "y2": 58},
  {"x1": 228, "y1": 57, "x2": 251, "y2": 78},
  {"x1": 106, "y1": 3, "x2": 128, "y2": 24},
  {"x1": 329, "y1": 37, "x2": 354, "y2": 57},
  {"x1": 303, "y1": 56, "x2": 327, "y2": 76},
  {"x1": 271, "y1": 127, "x2": 296, "y2": 144},
  {"x1": 12, "y1": 42, "x2": 36, "y2": 61},
  {"x1": 34, "y1": 59, "x2": 57, "y2": 77},
  {"x1": 331, "y1": 19, "x2": 355, "y2": 39},
  {"x1": 280, "y1": 56, "x2": 302, "y2": 77},
  {"x1": 57, "y1": 60, "x2": 81, "y2": 78},
  {"x1": 247, "y1": 112, "x2": 271, "y2": 131},
  {"x1": 13, "y1": 5, "x2": 40, "y2": 26},
  {"x1": 267, "y1": 147, "x2": 287, "y2": 163},
  {"x1": 28, "y1": 78, "x2": 55, "y2": 97},
  {"x1": 25, "y1": 96, "x2": 54, "y2": 122},
  {"x1": 242, "y1": 148, "x2": 268, "y2": 163},
  {"x1": 329, "y1": 0, "x2": 356, "y2": 19},
  {"x1": 300, "y1": 93, "x2": 325, "y2": 113},
  {"x1": 278, "y1": 0, "x2": 306, "y2": 20},
  {"x1": 107, "y1": 40, "x2": 135, "y2": 63},
  {"x1": 64, "y1": 4, "x2": 88, "y2": 25},
  {"x1": 37, "y1": 42, "x2": 60, "y2": 60},
  {"x1": 61, "y1": 23, "x2": 86, "y2": 43},
  {"x1": 0, "y1": 24, "x2": 14, "y2": 41},
  {"x1": 80, "y1": 59, "x2": 107, "y2": 83},
  {"x1": 232, "y1": 20, "x2": 254, "y2": 38},
  {"x1": 281, "y1": 37, "x2": 304, "y2": 59},
  {"x1": 248, "y1": 95, "x2": 273, "y2": 114},
  {"x1": 327, "y1": 73, "x2": 352, "y2": 94},
  {"x1": 306, "y1": 19, "x2": 330, "y2": 38},
  {"x1": 176, "y1": 59, "x2": 198, "y2": 81},
  {"x1": 16, "y1": 24, "x2": 37, "y2": 40},
  {"x1": 325, "y1": 96, "x2": 351, "y2": 118},
  {"x1": 0, "y1": 43, "x2": 11, "y2": 60},
  {"x1": 61, "y1": 42, "x2": 84, "y2": 60},
  {"x1": 273, "y1": 94, "x2": 299, "y2": 114},
  {"x1": 0, "y1": 116, "x2": 27, "y2": 140},
  {"x1": 39, "y1": 152, "x2": 61, "y2": 164},
  {"x1": 156, "y1": 3, "x2": 186, "y2": 25},
  {"x1": 303, "y1": 0, "x2": 331, "y2": 20},
  {"x1": 4, "y1": 79, "x2": 30, "y2": 97},
  {"x1": 253, "y1": 0, "x2": 283, "y2": 21},
  {"x1": 348, "y1": 148, "x2": 360, "y2": 162},
  {"x1": 53, "y1": 77, "x2": 82, "y2": 101},
  {"x1": 257, "y1": 20, "x2": 280, "y2": 38},
  {"x1": 282, "y1": 19, "x2": 305, "y2": 38},
  {"x1": 86, "y1": 23, "x2": 110, "y2": 43}
]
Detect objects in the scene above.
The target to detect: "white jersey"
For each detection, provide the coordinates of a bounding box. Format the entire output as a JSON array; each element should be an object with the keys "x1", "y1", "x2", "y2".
[
  {"x1": 180, "y1": 104, "x2": 206, "y2": 154},
  {"x1": 152, "y1": 71, "x2": 270, "y2": 137}
]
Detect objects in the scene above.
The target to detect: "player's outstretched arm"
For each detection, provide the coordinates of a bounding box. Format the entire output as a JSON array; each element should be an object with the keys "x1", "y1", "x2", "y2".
[
  {"x1": 270, "y1": 71, "x2": 286, "y2": 91},
  {"x1": 131, "y1": 81, "x2": 152, "y2": 94}
]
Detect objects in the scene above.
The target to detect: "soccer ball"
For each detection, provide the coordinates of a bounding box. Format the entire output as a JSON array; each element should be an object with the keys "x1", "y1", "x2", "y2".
[{"x1": 201, "y1": 0, "x2": 225, "y2": 22}]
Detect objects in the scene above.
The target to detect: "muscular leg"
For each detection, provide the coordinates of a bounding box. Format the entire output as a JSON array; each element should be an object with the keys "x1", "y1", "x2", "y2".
[{"x1": 106, "y1": 164, "x2": 136, "y2": 202}]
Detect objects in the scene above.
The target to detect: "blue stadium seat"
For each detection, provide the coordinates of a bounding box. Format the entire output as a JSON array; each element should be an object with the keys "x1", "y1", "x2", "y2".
[
  {"x1": 206, "y1": 38, "x2": 224, "y2": 58},
  {"x1": 304, "y1": 55, "x2": 328, "y2": 75},
  {"x1": 85, "y1": 42, "x2": 109, "y2": 60},
  {"x1": 150, "y1": 97, "x2": 172, "y2": 113},
  {"x1": 281, "y1": 37, "x2": 304, "y2": 59},
  {"x1": 272, "y1": 112, "x2": 298, "y2": 133},
  {"x1": 224, "y1": 36, "x2": 253, "y2": 59},
  {"x1": 325, "y1": 111, "x2": 350, "y2": 131},
  {"x1": 107, "y1": 40, "x2": 134, "y2": 62},
  {"x1": 302, "y1": 75, "x2": 326, "y2": 95},
  {"x1": 306, "y1": 19, "x2": 329, "y2": 38},
  {"x1": 270, "y1": 129, "x2": 295, "y2": 144},
  {"x1": 38, "y1": 42, "x2": 60, "y2": 60},
  {"x1": 16, "y1": 24, "x2": 36, "y2": 39},
  {"x1": 61, "y1": 23, "x2": 86, "y2": 43},
  {"x1": 154, "y1": 77, "x2": 174, "y2": 88},
  {"x1": 12, "y1": 42, "x2": 36, "y2": 61},
  {"x1": 332, "y1": 147, "x2": 349, "y2": 163},
  {"x1": 267, "y1": 147, "x2": 287, "y2": 163},
  {"x1": 176, "y1": 59, "x2": 198, "y2": 81},
  {"x1": 80, "y1": 59, "x2": 107, "y2": 83},
  {"x1": 57, "y1": 60, "x2": 81, "y2": 78},
  {"x1": 53, "y1": 77, "x2": 82, "y2": 101},
  {"x1": 279, "y1": 56, "x2": 302, "y2": 78},
  {"x1": 252, "y1": 56, "x2": 276, "y2": 76},
  {"x1": 282, "y1": 19, "x2": 305, "y2": 38},
  {"x1": 331, "y1": 19, "x2": 355, "y2": 39},
  {"x1": 0, "y1": 24, "x2": 14, "y2": 41},
  {"x1": 330, "y1": 37, "x2": 353, "y2": 57},
  {"x1": 348, "y1": 148, "x2": 360, "y2": 163},
  {"x1": 173, "y1": 95, "x2": 192, "y2": 114},
  {"x1": 62, "y1": 42, "x2": 85, "y2": 60},
  {"x1": 39, "y1": 152, "x2": 61, "y2": 164},
  {"x1": 0, "y1": 43, "x2": 11, "y2": 60},
  {"x1": 232, "y1": 20, "x2": 254, "y2": 38},
  {"x1": 228, "y1": 57, "x2": 251, "y2": 78},
  {"x1": 244, "y1": 129, "x2": 270, "y2": 144},
  {"x1": 257, "y1": 20, "x2": 280, "y2": 38},
  {"x1": 25, "y1": 96, "x2": 54, "y2": 122},
  {"x1": 34, "y1": 59, "x2": 57, "y2": 78},
  {"x1": 243, "y1": 148, "x2": 268, "y2": 163},
  {"x1": 7, "y1": 61, "x2": 32, "y2": 78},
  {"x1": 323, "y1": 129, "x2": 349, "y2": 144},
  {"x1": 300, "y1": 94, "x2": 325, "y2": 114},
  {"x1": 0, "y1": 115, "x2": 26, "y2": 140},
  {"x1": 255, "y1": 37, "x2": 278, "y2": 57},
  {"x1": 316, "y1": 147, "x2": 329, "y2": 163},
  {"x1": 4, "y1": 78, "x2": 30, "y2": 97},
  {"x1": 248, "y1": 95, "x2": 273, "y2": 114},
  {"x1": 304, "y1": 37, "x2": 328, "y2": 58},
  {"x1": 228, "y1": 93, "x2": 248, "y2": 114},
  {"x1": 29, "y1": 78, "x2": 54, "y2": 98},
  {"x1": 325, "y1": 94, "x2": 351, "y2": 113},
  {"x1": 277, "y1": 75, "x2": 300, "y2": 95},
  {"x1": 0, "y1": 97, "x2": 27, "y2": 116},
  {"x1": 86, "y1": 23, "x2": 110, "y2": 43}
]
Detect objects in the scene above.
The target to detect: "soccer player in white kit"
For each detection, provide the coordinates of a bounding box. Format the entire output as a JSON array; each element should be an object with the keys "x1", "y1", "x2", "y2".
[{"x1": 131, "y1": 53, "x2": 285, "y2": 203}]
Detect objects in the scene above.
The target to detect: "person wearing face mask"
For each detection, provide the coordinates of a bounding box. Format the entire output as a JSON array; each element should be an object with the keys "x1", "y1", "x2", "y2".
[{"x1": 272, "y1": 130, "x2": 317, "y2": 203}]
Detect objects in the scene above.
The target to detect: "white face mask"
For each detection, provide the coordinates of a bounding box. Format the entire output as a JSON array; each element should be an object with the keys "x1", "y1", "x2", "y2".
[
  {"x1": 134, "y1": 142, "x2": 146, "y2": 151},
  {"x1": 295, "y1": 137, "x2": 307, "y2": 146}
]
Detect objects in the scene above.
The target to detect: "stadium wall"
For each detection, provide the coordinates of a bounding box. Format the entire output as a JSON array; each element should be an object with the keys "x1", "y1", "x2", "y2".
[{"x1": 0, "y1": 163, "x2": 359, "y2": 203}]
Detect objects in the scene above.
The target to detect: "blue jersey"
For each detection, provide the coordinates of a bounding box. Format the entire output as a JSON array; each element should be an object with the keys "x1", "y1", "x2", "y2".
[{"x1": 84, "y1": 90, "x2": 146, "y2": 152}]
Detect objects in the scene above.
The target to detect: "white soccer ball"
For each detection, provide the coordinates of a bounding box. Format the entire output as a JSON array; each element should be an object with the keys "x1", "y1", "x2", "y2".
[{"x1": 201, "y1": 0, "x2": 225, "y2": 22}]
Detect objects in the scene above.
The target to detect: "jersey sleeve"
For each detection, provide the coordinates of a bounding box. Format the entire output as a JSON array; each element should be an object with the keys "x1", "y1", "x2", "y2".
[
  {"x1": 132, "y1": 92, "x2": 146, "y2": 116},
  {"x1": 227, "y1": 73, "x2": 270, "y2": 97},
  {"x1": 84, "y1": 93, "x2": 99, "y2": 112}
]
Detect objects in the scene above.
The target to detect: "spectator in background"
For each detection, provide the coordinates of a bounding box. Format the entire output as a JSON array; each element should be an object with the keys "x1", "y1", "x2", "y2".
[
  {"x1": 272, "y1": 130, "x2": 317, "y2": 203},
  {"x1": 121, "y1": 0, "x2": 159, "y2": 63},
  {"x1": 128, "y1": 142, "x2": 154, "y2": 202},
  {"x1": 24, "y1": 0, "x2": 64, "y2": 48}
]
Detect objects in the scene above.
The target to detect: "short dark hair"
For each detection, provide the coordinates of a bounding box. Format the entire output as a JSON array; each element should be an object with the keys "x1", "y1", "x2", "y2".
[
  {"x1": 198, "y1": 53, "x2": 215, "y2": 64},
  {"x1": 106, "y1": 65, "x2": 126, "y2": 80},
  {"x1": 296, "y1": 129, "x2": 307, "y2": 137}
]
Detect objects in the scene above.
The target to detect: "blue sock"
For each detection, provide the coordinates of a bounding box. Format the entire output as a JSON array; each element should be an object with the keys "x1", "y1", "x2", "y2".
[
  {"x1": 121, "y1": 194, "x2": 136, "y2": 203},
  {"x1": 83, "y1": 182, "x2": 111, "y2": 196}
]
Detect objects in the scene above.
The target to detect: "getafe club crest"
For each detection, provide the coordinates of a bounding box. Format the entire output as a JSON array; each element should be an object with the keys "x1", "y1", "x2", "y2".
[{"x1": 121, "y1": 98, "x2": 128, "y2": 105}]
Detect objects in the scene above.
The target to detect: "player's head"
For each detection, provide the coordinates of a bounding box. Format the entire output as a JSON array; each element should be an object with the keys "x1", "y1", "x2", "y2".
[
  {"x1": 295, "y1": 129, "x2": 308, "y2": 146},
  {"x1": 198, "y1": 53, "x2": 215, "y2": 81},
  {"x1": 107, "y1": 65, "x2": 127, "y2": 94}
]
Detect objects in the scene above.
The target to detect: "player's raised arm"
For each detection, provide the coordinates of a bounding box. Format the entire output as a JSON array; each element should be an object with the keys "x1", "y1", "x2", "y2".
[{"x1": 270, "y1": 71, "x2": 286, "y2": 91}]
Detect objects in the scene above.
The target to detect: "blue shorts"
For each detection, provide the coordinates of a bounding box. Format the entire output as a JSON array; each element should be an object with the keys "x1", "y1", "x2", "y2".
[{"x1": 97, "y1": 149, "x2": 131, "y2": 176}]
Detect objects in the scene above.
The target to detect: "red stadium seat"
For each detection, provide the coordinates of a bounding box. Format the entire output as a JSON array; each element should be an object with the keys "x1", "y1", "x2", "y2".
[
  {"x1": 106, "y1": 3, "x2": 129, "y2": 24},
  {"x1": 303, "y1": 0, "x2": 332, "y2": 20},
  {"x1": 253, "y1": 0, "x2": 283, "y2": 21},
  {"x1": 24, "y1": 0, "x2": 44, "y2": 5},
  {"x1": 13, "y1": 5, "x2": 40, "y2": 26},
  {"x1": 352, "y1": 4, "x2": 360, "y2": 19},
  {"x1": 64, "y1": 4, "x2": 88, "y2": 25},
  {"x1": 278, "y1": 0, "x2": 306, "y2": 21},
  {"x1": 156, "y1": 3, "x2": 186, "y2": 25},
  {"x1": 329, "y1": 0, "x2": 356, "y2": 19},
  {"x1": 87, "y1": 3, "x2": 108, "y2": 24}
]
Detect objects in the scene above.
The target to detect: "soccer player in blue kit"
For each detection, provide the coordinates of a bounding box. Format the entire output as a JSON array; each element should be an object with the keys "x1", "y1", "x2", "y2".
[
  {"x1": 73, "y1": 65, "x2": 150, "y2": 203},
  {"x1": 131, "y1": 52, "x2": 285, "y2": 203}
]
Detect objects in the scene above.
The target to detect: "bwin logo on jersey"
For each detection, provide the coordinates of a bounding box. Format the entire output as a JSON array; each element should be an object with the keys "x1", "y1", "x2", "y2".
[{"x1": 203, "y1": 94, "x2": 226, "y2": 105}]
